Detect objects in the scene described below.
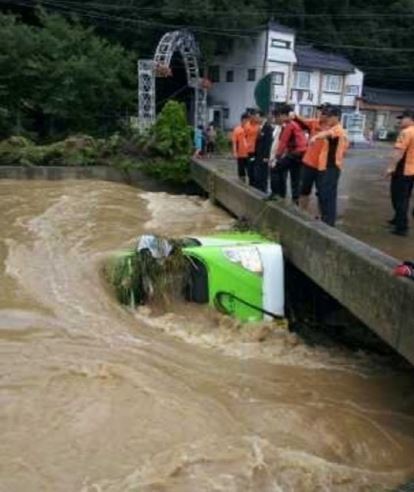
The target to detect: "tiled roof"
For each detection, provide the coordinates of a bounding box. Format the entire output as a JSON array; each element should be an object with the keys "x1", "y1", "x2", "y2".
[
  {"x1": 295, "y1": 45, "x2": 355, "y2": 73},
  {"x1": 362, "y1": 87, "x2": 414, "y2": 107}
]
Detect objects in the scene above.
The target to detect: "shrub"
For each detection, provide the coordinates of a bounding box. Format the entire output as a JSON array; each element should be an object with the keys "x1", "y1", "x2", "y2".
[
  {"x1": 141, "y1": 157, "x2": 190, "y2": 184},
  {"x1": 215, "y1": 129, "x2": 231, "y2": 154},
  {"x1": 149, "y1": 101, "x2": 192, "y2": 159},
  {"x1": 0, "y1": 134, "x2": 103, "y2": 166},
  {"x1": 139, "y1": 101, "x2": 193, "y2": 184}
]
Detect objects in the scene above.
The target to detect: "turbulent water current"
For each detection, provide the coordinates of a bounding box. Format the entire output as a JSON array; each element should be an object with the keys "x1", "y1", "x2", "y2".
[{"x1": 1, "y1": 180, "x2": 414, "y2": 492}]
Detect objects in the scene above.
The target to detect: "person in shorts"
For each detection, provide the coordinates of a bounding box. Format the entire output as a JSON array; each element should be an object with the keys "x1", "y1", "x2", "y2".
[{"x1": 296, "y1": 104, "x2": 331, "y2": 212}]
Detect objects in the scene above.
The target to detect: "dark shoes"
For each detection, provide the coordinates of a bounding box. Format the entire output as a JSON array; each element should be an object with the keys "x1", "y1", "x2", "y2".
[{"x1": 388, "y1": 217, "x2": 409, "y2": 236}]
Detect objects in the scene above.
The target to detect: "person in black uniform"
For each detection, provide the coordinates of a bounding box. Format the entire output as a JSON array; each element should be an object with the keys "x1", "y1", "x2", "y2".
[{"x1": 254, "y1": 111, "x2": 275, "y2": 193}]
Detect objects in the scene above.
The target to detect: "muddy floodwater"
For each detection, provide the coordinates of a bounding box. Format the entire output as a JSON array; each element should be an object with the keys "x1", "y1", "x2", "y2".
[{"x1": 2, "y1": 180, "x2": 414, "y2": 492}]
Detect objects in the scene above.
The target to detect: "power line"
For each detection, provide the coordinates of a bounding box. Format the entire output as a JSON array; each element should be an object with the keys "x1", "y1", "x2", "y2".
[
  {"x1": 48, "y1": 0, "x2": 414, "y2": 33},
  {"x1": 2, "y1": 0, "x2": 414, "y2": 71},
  {"x1": 314, "y1": 43, "x2": 414, "y2": 53},
  {"x1": 0, "y1": 0, "x2": 266, "y2": 38},
  {"x1": 5, "y1": 0, "x2": 414, "y2": 29},
  {"x1": 9, "y1": 0, "x2": 414, "y2": 18},
  {"x1": 5, "y1": 0, "x2": 414, "y2": 52}
]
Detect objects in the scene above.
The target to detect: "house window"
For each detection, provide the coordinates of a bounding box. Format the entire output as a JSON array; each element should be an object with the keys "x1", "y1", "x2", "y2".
[
  {"x1": 223, "y1": 108, "x2": 230, "y2": 119},
  {"x1": 247, "y1": 69, "x2": 256, "y2": 82},
  {"x1": 271, "y1": 38, "x2": 291, "y2": 49},
  {"x1": 324, "y1": 74, "x2": 342, "y2": 93},
  {"x1": 273, "y1": 72, "x2": 284, "y2": 86},
  {"x1": 341, "y1": 112, "x2": 353, "y2": 129},
  {"x1": 226, "y1": 70, "x2": 234, "y2": 83},
  {"x1": 209, "y1": 65, "x2": 220, "y2": 83},
  {"x1": 294, "y1": 71, "x2": 311, "y2": 90},
  {"x1": 345, "y1": 85, "x2": 359, "y2": 96},
  {"x1": 299, "y1": 105, "x2": 314, "y2": 118}
]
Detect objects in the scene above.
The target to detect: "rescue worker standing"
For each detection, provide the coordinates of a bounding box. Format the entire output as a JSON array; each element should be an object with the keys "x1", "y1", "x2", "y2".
[
  {"x1": 385, "y1": 109, "x2": 414, "y2": 236},
  {"x1": 244, "y1": 111, "x2": 261, "y2": 187},
  {"x1": 309, "y1": 106, "x2": 348, "y2": 227},
  {"x1": 270, "y1": 104, "x2": 307, "y2": 203},
  {"x1": 254, "y1": 111, "x2": 275, "y2": 193},
  {"x1": 232, "y1": 113, "x2": 249, "y2": 182},
  {"x1": 295, "y1": 104, "x2": 330, "y2": 212}
]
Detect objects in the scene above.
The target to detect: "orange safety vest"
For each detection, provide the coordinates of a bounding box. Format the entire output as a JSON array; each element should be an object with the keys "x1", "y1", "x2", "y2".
[
  {"x1": 395, "y1": 125, "x2": 414, "y2": 176},
  {"x1": 302, "y1": 119, "x2": 323, "y2": 169},
  {"x1": 317, "y1": 124, "x2": 349, "y2": 171},
  {"x1": 232, "y1": 125, "x2": 248, "y2": 158},
  {"x1": 244, "y1": 121, "x2": 260, "y2": 154}
]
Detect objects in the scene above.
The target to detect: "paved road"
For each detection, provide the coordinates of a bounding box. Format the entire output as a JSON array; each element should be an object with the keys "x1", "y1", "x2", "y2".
[
  {"x1": 207, "y1": 145, "x2": 413, "y2": 261},
  {"x1": 339, "y1": 146, "x2": 413, "y2": 261}
]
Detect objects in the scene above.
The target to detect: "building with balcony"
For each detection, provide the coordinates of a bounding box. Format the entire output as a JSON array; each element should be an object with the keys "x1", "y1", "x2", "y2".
[{"x1": 207, "y1": 22, "x2": 364, "y2": 130}]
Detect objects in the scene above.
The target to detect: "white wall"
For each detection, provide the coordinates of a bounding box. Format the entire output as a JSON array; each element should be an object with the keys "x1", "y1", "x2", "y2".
[
  {"x1": 320, "y1": 90, "x2": 342, "y2": 106},
  {"x1": 267, "y1": 61, "x2": 291, "y2": 102},
  {"x1": 343, "y1": 68, "x2": 364, "y2": 108},
  {"x1": 286, "y1": 68, "x2": 364, "y2": 113},
  {"x1": 208, "y1": 33, "x2": 267, "y2": 128},
  {"x1": 289, "y1": 69, "x2": 321, "y2": 112},
  {"x1": 267, "y1": 30, "x2": 296, "y2": 64},
  {"x1": 266, "y1": 29, "x2": 296, "y2": 106},
  {"x1": 208, "y1": 27, "x2": 364, "y2": 129}
]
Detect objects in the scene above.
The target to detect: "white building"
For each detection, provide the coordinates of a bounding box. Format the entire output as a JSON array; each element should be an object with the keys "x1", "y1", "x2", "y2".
[{"x1": 207, "y1": 22, "x2": 364, "y2": 130}]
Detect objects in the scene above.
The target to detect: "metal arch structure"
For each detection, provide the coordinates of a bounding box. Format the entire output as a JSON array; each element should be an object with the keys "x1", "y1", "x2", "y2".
[
  {"x1": 138, "y1": 30, "x2": 207, "y2": 131},
  {"x1": 137, "y1": 60, "x2": 156, "y2": 129}
]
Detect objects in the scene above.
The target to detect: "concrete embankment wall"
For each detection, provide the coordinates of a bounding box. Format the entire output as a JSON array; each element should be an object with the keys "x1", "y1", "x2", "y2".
[{"x1": 191, "y1": 159, "x2": 414, "y2": 365}]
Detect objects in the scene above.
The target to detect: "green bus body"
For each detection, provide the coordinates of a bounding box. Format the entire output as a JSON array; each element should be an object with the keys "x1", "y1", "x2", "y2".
[{"x1": 106, "y1": 233, "x2": 281, "y2": 322}]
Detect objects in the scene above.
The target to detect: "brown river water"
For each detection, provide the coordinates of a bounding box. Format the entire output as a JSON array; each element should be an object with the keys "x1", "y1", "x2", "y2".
[{"x1": 1, "y1": 179, "x2": 414, "y2": 492}]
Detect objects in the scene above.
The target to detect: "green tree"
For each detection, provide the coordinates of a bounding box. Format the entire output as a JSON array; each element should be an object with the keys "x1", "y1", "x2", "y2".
[
  {"x1": 151, "y1": 100, "x2": 192, "y2": 158},
  {"x1": 0, "y1": 11, "x2": 136, "y2": 139},
  {"x1": 0, "y1": 14, "x2": 38, "y2": 134},
  {"x1": 1, "y1": 0, "x2": 414, "y2": 94}
]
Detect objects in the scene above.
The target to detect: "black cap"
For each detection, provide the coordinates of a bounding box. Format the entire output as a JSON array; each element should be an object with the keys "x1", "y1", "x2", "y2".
[
  {"x1": 321, "y1": 105, "x2": 342, "y2": 118},
  {"x1": 273, "y1": 103, "x2": 292, "y2": 116},
  {"x1": 397, "y1": 109, "x2": 414, "y2": 120}
]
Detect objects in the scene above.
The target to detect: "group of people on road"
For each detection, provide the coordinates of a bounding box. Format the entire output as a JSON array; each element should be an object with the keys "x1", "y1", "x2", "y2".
[
  {"x1": 232, "y1": 103, "x2": 347, "y2": 227},
  {"x1": 232, "y1": 105, "x2": 414, "y2": 235}
]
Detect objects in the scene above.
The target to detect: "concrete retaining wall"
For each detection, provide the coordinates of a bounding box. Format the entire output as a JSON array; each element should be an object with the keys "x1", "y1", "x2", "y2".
[{"x1": 192, "y1": 159, "x2": 414, "y2": 364}]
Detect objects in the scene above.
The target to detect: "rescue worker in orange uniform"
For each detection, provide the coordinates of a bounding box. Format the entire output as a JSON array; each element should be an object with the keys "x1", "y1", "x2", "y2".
[
  {"x1": 232, "y1": 113, "x2": 249, "y2": 182},
  {"x1": 385, "y1": 109, "x2": 414, "y2": 236},
  {"x1": 295, "y1": 104, "x2": 331, "y2": 212},
  {"x1": 244, "y1": 111, "x2": 261, "y2": 187},
  {"x1": 309, "y1": 106, "x2": 349, "y2": 227}
]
